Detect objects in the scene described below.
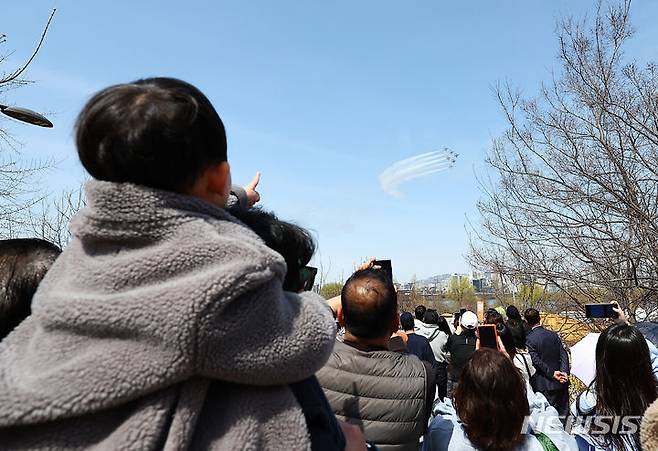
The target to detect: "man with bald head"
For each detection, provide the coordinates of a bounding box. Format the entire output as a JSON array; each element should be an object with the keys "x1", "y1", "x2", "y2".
[{"x1": 317, "y1": 268, "x2": 433, "y2": 451}]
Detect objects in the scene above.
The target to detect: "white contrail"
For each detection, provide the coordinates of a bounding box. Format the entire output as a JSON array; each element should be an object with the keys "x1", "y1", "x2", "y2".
[
  {"x1": 379, "y1": 149, "x2": 456, "y2": 198},
  {"x1": 378, "y1": 158, "x2": 450, "y2": 187},
  {"x1": 378, "y1": 151, "x2": 450, "y2": 179},
  {"x1": 379, "y1": 157, "x2": 451, "y2": 184}
]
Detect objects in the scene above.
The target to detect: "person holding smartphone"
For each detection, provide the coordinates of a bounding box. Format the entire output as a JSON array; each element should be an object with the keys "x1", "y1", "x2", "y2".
[
  {"x1": 573, "y1": 303, "x2": 658, "y2": 451},
  {"x1": 572, "y1": 323, "x2": 657, "y2": 450},
  {"x1": 318, "y1": 267, "x2": 434, "y2": 451},
  {"x1": 422, "y1": 348, "x2": 578, "y2": 451},
  {"x1": 445, "y1": 310, "x2": 478, "y2": 398}
]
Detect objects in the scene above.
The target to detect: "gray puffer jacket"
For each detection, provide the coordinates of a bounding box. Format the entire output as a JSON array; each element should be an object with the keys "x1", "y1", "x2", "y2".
[
  {"x1": 317, "y1": 340, "x2": 432, "y2": 451},
  {"x1": 0, "y1": 180, "x2": 336, "y2": 450}
]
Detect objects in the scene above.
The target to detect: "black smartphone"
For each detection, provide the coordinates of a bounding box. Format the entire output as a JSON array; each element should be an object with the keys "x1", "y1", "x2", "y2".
[
  {"x1": 477, "y1": 324, "x2": 498, "y2": 349},
  {"x1": 300, "y1": 266, "x2": 318, "y2": 292},
  {"x1": 585, "y1": 303, "x2": 618, "y2": 319},
  {"x1": 373, "y1": 259, "x2": 393, "y2": 281}
]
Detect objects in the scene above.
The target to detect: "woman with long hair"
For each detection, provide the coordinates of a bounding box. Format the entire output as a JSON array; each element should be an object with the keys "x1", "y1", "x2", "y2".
[
  {"x1": 484, "y1": 315, "x2": 535, "y2": 386},
  {"x1": 572, "y1": 323, "x2": 658, "y2": 450},
  {"x1": 423, "y1": 348, "x2": 577, "y2": 450},
  {"x1": 507, "y1": 319, "x2": 536, "y2": 386}
]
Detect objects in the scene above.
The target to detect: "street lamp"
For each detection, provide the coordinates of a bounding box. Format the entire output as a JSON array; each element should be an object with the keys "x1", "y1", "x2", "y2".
[{"x1": 0, "y1": 104, "x2": 53, "y2": 128}]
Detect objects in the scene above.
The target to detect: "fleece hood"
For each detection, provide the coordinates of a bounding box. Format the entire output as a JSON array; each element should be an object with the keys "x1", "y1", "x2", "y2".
[{"x1": 0, "y1": 180, "x2": 336, "y2": 437}]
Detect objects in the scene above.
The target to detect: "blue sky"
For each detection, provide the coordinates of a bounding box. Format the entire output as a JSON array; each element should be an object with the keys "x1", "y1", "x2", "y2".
[{"x1": 2, "y1": 1, "x2": 658, "y2": 283}]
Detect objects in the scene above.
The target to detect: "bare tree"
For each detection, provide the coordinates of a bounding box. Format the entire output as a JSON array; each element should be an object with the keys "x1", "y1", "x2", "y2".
[
  {"x1": 0, "y1": 10, "x2": 57, "y2": 238},
  {"x1": 0, "y1": 10, "x2": 55, "y2": 85},
  {"x1": 28, "y1": 186, "x2": 86, "y2": 248},
  {"x1": 469, "y1": 0, "x2": 658, "y2": 320},
  {"x1": 316, "y1": 252, "x2": 332, "y2": 291},
  {"x1": 1, "y1": 9, "x2": 56, "y2": 139}
]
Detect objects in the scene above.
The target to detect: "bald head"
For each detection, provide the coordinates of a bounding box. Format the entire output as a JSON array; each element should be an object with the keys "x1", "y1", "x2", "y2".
[{"x1": 341, "y1": 268, "x2": 398, "y2": 339}]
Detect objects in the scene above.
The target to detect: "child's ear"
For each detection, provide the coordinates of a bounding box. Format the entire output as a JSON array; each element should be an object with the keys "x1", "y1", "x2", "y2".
[
  {"x1": 189, "y1": 161, "x2": 231, "y2": 207},
  {"x1": 207, "y1": 161, "x2": 231, "y2": 204}
]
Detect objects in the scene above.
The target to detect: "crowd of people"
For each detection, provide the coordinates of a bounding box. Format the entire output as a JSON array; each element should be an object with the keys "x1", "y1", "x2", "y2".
[{"x1": 1, "y1": 77, "x2": 658, "y2": 450}]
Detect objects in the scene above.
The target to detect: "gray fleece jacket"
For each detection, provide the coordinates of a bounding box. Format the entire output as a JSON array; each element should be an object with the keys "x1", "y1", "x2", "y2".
[{"x1": 0, "y1": 180, "x2": 336, "y2": 450}]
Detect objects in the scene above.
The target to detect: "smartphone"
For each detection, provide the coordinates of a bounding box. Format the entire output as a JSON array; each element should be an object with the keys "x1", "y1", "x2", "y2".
[
  {"x1": 373, "y1": 259, "x2": 393, "y2": 281},
  {"x1": 300, "y1": 266, "x2": 318, "y2": 292},
  {"x1": 460, "y1": 308, "x2": 467, "y2": 316},
  {"x1": 585, "y1": 303, "x2": 618, "y2": 319},
  {"x1": 477, "y1": 324, "x2": 498, "y2": 349}
]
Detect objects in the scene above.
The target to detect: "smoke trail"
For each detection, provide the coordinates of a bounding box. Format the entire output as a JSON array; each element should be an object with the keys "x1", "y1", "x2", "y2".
[
  {"x1": 378, "y1": 154, "x2": 451, "y2": 186},
  {"x1": 379, "y1": 157, "x2": 451, "y2": 185},
  {"x1": 379, "y1": 149, "x2": 456, "y2": 197}
]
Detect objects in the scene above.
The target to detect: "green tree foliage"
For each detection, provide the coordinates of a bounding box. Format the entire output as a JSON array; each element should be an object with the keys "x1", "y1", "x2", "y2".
[
  {"x1": 320, "y1": 282, "x2": 343, "y2": 300},
  {"x1": 517, "y1": 283, "x2": 546, "y2": 308},
  {"x1": 447, "y1": 276, "x2": 476, "y2": 305}
]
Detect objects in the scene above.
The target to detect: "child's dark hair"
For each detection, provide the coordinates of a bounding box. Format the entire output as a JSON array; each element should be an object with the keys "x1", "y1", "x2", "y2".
[
  {"x1": 228, "y1": 207, "x2": 316, "y2": 292},
  {"x1": 75, "y1": 77, "x2": 227, "y2": 193}
]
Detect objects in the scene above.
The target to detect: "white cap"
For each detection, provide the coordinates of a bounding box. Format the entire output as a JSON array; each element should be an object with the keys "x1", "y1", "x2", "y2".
[{"x1": 460, "y1": 311, "x2": 478, "y2": 329}]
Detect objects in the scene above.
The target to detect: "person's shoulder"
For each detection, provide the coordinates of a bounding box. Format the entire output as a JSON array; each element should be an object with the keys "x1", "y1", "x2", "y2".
[
  {"x1": 528, "y1": 326, "x2": 549, "y2": 338},
  {"x1": 332, "y1": 338, "x2": 356, "y2": 354},
  {"x1": 427, "y1": 412, "x2": 475, "y2": 450},
  {"x1": 346, "y1": 345, "x2": 428, "y2": 380},
  {"x1": 412, "y1": 333, "x2": 431, "y2": 344},
  {"x1": 547, "y1": 328, "x2": 563, "y2": 342},
  {"x1": 193, "y1": 210, "x2": 259, "y2": 243},
  {"x1": 186, "y1": 213, "x2": 286, "y2": 274},
  {"x1": 393, "y1": 349, "x2": 428, "y2": 374},
  {"x1": 428, "y1": 412, "x2": 460, "y2": 434},
  {"x1": 576, "y1": 390, "x2": 597, "y2": 414}
]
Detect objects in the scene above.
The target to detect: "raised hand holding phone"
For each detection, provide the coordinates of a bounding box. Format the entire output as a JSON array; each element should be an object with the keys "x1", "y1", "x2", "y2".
[
  {"x1": 476, "y1": 326, "x2": 510, "y2": 358},
  {"x1": 584, "y1": 302, "x2": 619, "y2": 319},
  {"x1": 477, "y1": 324, "x2": 498, "y2": 349},
  {"x1": 496, "y1": 335, "x2": 510, "y2": 359},
  {"x1": 611, "y1": 301, "x2": 628, "y2": 324},
  {"x1": 372, "y1": 259, "x2": 393, "y2": 282},
  {"x1": 357, "y1": 258, "x2": 376, "y2": 271},
  {"x1": 356, "y1": 258, "x2": 393, "y2": 282}
]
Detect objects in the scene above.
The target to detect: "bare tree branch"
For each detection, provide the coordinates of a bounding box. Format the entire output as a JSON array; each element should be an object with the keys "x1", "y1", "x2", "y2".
[
  {"x1": 0, "y1": 9, "x2": 56, "y2": 85},
  {"x1": 469, "y1": 0, "x2": 658, "y2": 320}
]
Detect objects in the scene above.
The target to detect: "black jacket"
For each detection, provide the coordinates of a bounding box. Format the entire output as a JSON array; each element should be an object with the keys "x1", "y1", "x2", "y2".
[
  {"x1": 526, "y1": 326, "x2": 570, "y2": 392},
  {"x1": 445, "y1": 330, "x2": 477, "y2": 380}
]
